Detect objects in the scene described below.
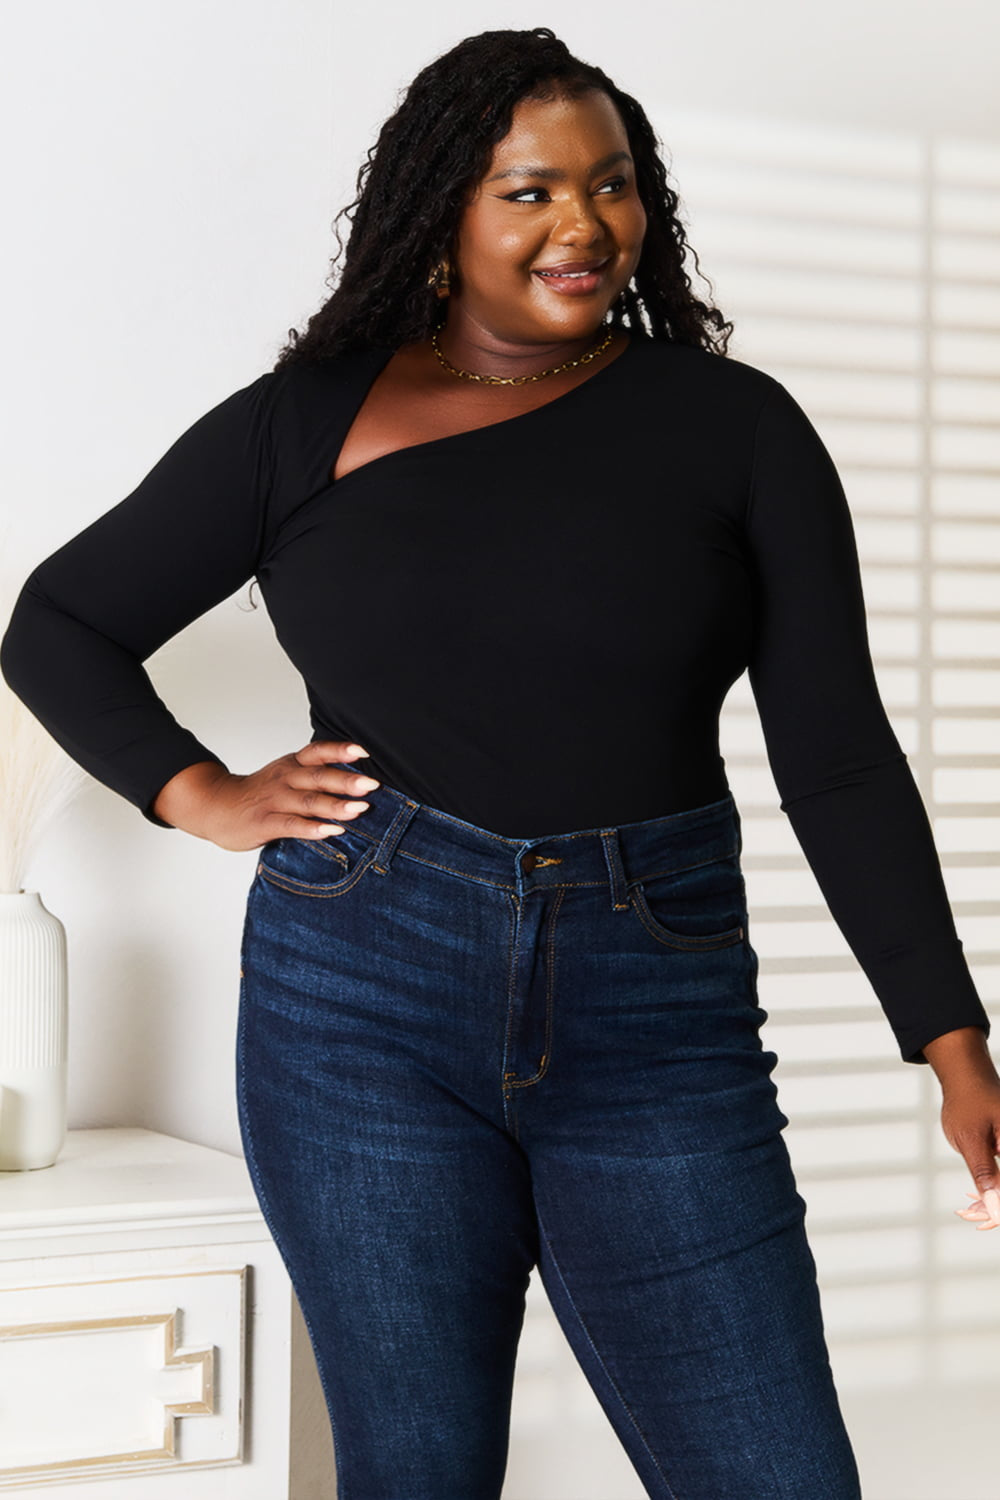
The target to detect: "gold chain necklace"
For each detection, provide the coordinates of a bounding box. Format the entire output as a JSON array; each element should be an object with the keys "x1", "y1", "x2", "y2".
[{"x1": 430, "y1": 323, "x2": 614, "y2": 386}]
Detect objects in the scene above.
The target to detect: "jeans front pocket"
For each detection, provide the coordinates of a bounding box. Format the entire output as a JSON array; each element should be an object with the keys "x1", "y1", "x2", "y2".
[
  {"x1": 628, "y1": 847, "x2": 746, "y2": 952},
  {"x1": 257, "y1": 824, "x2": 380, "y2": 898}
]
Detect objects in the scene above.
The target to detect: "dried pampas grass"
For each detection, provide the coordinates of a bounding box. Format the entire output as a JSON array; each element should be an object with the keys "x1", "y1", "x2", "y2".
[
  {"x1": 0, "y1": 679, "x2": 87, "y2": 895},
  {"x1": 0, "y1": 537, "x2": 88, "y2": 894}
]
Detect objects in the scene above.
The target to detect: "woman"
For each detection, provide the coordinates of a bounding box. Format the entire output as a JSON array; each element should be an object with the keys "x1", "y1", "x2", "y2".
[{"x1": 2, "y1": 26, "x2": 998, "y2": 1500}]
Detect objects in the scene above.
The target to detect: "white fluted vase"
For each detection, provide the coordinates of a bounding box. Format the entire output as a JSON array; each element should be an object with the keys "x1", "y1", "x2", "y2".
[{"x1": 0, "y1": 891, "x2": 68, "y2": 1170}]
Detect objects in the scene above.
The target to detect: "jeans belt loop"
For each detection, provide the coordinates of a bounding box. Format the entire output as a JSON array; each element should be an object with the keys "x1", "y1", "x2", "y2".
[
  {"x1": 371, "y1": 798, "x2": 420, "y2": 875},
  {"x1": 600, "y1": 828, "x2": 630, "y2": 912}
]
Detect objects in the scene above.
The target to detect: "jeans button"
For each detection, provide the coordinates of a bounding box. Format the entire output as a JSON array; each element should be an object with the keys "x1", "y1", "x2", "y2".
[{"x1": 521, "y1": 851, "x2": 538, "y2": 873}]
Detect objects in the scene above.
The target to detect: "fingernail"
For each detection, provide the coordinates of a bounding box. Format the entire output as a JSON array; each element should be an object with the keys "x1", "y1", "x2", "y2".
[
  {"x1": 348, "y1": 744, "x2": 369, "y2": 756},
  {"x1": 343, "y1": 801, "x2": 369, "y2": 813},
  {"x1": 983, "y1": 1188, "x2": 1000, "y2": 1225}
]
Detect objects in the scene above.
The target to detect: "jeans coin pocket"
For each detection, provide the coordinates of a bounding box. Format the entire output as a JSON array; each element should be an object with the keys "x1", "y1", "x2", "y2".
[
  {"x1": 628, "y1": 850, "x2": 745, "y2": 952},
  {"x1": 257, "y1": 826, "x2": 379, "y2": 898}
]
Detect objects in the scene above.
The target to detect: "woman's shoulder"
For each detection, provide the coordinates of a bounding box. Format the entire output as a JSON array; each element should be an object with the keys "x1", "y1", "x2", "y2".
[
  {"x1": 255, "y1": 345, "x2": 395, "y2": 424},
  {"x1": 242, "y1": 345, "x2": 397, "y2": 499},
  {"x1": 625, "y1": 330, "x2": 782, "y2": 410},
  {"x1": 266, "y1": 344, "x2": 395, "y2": 390}
]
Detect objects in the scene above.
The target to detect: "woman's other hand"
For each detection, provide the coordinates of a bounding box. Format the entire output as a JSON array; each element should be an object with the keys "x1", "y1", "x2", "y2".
[
  {"x1": 151, "y1": 740, "x2": 380, "y2": 851},
  {"x1": 923, "y1": 1027, "x2": 1000, "y2": 1230}
]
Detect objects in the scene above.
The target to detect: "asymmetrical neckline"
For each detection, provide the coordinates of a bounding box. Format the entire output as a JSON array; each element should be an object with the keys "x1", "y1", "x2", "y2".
[{"x1": 330, "y1": 332, "x2": 642, "y2": 492}]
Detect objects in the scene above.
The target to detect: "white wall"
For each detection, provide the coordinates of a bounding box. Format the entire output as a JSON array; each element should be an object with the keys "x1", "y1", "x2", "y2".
[
  {"x1": 2, "y1": 4, "x2": 998, "y2": 1498},
  {"x1": 1, "y1": 0, "x2": 336, "y2": 1149}
]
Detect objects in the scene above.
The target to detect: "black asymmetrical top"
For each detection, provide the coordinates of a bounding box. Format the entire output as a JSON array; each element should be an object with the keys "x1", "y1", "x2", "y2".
[{"x1": 1, "y1": 330, "x2": 990, "y2": 1064}]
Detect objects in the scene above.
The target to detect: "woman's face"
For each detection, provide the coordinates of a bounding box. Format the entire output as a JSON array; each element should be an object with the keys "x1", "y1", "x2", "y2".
[{"x1": 449, "y1": 88, "x2": 647, "y2": 348}]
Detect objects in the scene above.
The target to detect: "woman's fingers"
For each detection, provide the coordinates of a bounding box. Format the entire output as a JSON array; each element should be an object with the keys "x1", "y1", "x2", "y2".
[
  {"x1": 941, "y1": 1083, "x2": 1000, "y2": 1232},
  {"x1": 294, "y1": 738, "x2": 369, "y2": 766},
  {"x1": 954, "y1": 1186, "x2": 1000, "y2": 1230},
  {"x1": 983, "y1": 1187, "x2": 1000, "y2": 1226},
  {"x1": 289, "y1": 740, "x2": 380, "y2": 818},
  {"x1": 955, "y1": 1197, "x2": 1000, "y2": 1228},
  {"x1": 295, "y1": 785, "x2": 376, "y2": 823},
  {"x1": 190, "y1": 742, "x2": 380, "y2": 852},
  {"x1": 205, "y1": 741, "x2": 380, "y2": 850},
  {"x1": 954, "y1": 1204, "x2": 993, "y2": 1225},
  {"x1": 279, "y1": 740, "x2": 380, "y2": 827},
  {"x1": 275, "y1": 815, "x2": 345, "y2": 839}
]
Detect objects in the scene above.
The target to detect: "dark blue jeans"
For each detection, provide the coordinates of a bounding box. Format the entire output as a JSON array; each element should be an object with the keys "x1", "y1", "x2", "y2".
[{"x1": 236, "y1": 778, "x2": 862, "y2": 1500}]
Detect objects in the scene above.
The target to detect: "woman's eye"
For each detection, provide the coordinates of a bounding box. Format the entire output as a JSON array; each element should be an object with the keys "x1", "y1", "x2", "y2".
[{"x1": 503, "y1": 177, "x2": 627, "y2": 204}]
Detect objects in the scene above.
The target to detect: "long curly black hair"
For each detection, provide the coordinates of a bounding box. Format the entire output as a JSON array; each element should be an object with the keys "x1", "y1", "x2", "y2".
[{"x1": 272, "y1": 28, "x2": 733, "y2": 368}]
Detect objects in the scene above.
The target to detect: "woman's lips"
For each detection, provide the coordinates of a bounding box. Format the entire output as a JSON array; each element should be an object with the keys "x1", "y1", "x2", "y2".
[{"x1": 532, "y1": 258, "x2": 611, "y2": 296}]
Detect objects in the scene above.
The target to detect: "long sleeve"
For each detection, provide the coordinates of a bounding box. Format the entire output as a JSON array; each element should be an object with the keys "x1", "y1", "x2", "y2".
[
  {"x1": 745, "y1": 379, "x2": 991, "y2": 1065},
  {"x1": 0, "y1": 372, "x2": 276, "y2": 827}
]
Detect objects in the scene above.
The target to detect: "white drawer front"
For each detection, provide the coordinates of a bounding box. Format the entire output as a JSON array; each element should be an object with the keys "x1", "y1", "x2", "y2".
[{"x1": 0, "y1": 1266, "x2": 245, "y2": 1486}]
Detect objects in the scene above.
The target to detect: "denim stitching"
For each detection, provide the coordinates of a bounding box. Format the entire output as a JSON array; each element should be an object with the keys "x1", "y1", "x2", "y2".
[
  {"x1": 629, "y1": 885, "x2": 745, "y2": 952},
  {"x1": 535, "y1": 1205, "x2": 679, "y2": 1500},
  {"x1": 505, "y1": 886, "x2": 564, "y2": 1090},
  {"x1": 622, "y1": 847, "x2": 740, "y2": 883},
  {"x1": 290, "y1": 836, "x2": 350, "y2": 867},
  {"x1": 302, "y1": 820, "x2": 738, "y2": 895},
  {"x1": 256, "y1": 846, "x2": 379, "y2": 898},
  {"x1": 501, "y1": 893, "x2": 521, "y2": 1131},
  {"x1": 320, "y1": 844, "x2": 737, "y2": 895}
]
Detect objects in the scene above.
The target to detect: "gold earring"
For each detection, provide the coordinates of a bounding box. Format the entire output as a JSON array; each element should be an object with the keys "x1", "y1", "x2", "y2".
[{"x1": 427, "y1": 259, "x2": 451, "y2": 298}]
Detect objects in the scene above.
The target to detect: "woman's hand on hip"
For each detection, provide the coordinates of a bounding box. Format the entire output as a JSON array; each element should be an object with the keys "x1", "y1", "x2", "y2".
[{"x1": 151, "y1": 740, "x2": 380, "y2": 851}]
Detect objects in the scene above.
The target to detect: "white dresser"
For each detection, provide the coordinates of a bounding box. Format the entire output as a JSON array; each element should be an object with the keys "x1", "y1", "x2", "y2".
[{"x1": 0, "y1": 1127, "x2": 336, "y2": 1497}]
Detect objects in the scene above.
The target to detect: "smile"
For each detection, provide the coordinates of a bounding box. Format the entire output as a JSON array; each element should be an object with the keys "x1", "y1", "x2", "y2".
[{"x1": 532, "y1": 258, "x2": 611, "y2": 295}]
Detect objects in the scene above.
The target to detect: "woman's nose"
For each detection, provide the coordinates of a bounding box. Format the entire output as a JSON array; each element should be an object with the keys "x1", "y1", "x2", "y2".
[{"x1": 551, "y1": 194, "x2": 606, "y2": 243}]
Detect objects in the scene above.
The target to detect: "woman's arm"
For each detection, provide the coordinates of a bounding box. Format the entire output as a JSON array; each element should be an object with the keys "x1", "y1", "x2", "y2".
[
  {"x1": 744, "y1": 377, "x2": 998, "y2": 1217},
  {"x1": 744, "y1": 378, "x2": 992, "y2": 1067},
  {"x1": 0, "y1": 370, "x2": 391, "y2": 852},
  {"x1": 0, "y1": 372, "x2": 276, "y2": 826},
  {"x1": 924, "y1": 1025, "x2": 997, "y2": 1085}
]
